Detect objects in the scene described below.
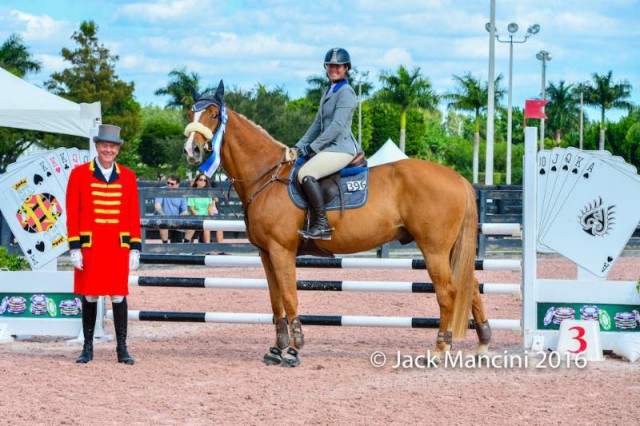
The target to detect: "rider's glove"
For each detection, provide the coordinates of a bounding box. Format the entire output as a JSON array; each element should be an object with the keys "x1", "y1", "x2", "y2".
[
  {"x1": 70, "y1": 249, "x2": 83, "y2": 271},
  {"x1": 297, "y1": 145, "x2": 312, "y2": 158},
  {"x1": 129, "y1": 250, "x2": 140, "y2": 271}
]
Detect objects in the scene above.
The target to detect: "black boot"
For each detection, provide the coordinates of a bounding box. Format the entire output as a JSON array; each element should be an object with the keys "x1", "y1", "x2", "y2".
[
  {"x1": 298, "y1": 176, "x2": 333, "y2": 240},
  {"x1": 112, "y1": 297, "x2": 135, "y2": 365},
  {"x1": 76, "y1": 297, "x2": 97, "y2": 364}
]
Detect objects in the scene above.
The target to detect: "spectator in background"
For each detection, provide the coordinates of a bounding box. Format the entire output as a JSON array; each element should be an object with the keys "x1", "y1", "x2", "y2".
[
  {"x1": 187, "y1": 173, "x2": 223, "y2": 244},
  {"x1": 154, "y1": 174, "x2": 189, "y2": 243}
]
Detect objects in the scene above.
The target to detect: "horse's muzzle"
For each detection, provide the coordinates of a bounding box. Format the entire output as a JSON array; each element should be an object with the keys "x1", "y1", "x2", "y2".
[{"x1": 183, "y1": 141, "x2": 203, "y2": 166}]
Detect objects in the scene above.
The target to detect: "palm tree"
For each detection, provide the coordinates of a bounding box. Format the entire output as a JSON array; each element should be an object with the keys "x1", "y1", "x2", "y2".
[
  {"x1": 444, "y1": 72, "x2": 505, "y2": 184},
  {"x1": 0, "y1": 33, "x2": 41, "y2": 77},
  {"x1": 583, "y1": 71, "x2": 633, "y2": 150},
  {"x1": 377, "y1": 65, "x2": 438, "y2": 152},
  {"x1": 155, "y1": 66, "x2": 214, "y2": 113},
  {"x1": 545, "y1": 80, "x2": 580, "y2": 146}
]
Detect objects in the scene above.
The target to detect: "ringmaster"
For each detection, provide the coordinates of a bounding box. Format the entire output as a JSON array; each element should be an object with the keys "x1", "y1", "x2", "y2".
[{"x1": 66, "y1": 124, "x2": 141, "y2": 365}]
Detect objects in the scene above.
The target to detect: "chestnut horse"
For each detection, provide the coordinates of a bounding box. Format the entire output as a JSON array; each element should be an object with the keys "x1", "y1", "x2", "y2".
[{"x1": 183, "y1": 81, "x2": 491, "y2": 366}]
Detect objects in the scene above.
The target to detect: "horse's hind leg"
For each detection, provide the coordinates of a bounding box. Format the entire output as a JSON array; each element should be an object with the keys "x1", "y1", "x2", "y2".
[
  {"x1": 472, "y1": 277, "x2": 492, "y2": 355},
  {"x1": 422, "y1": 251, "x2": 456, "y2": 359}
]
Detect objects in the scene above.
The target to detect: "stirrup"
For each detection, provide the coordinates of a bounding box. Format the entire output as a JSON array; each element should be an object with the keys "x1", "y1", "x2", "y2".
[{"x1": 298, "y1": 228, "x2": 333, "y2": 240}]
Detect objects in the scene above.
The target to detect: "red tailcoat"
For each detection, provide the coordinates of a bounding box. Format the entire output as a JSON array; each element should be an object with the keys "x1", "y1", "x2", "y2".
[{"x1": 66, "y1": 160, "x2": 141, "y2": 296}]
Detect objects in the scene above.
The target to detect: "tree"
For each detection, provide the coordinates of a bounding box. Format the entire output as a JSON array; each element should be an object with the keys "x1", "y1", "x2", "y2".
[
  {"x1": 44, "y1": 21, "x2": 140, "y2": 156},
  {"x1": 155, "y1": 66, "x2": 215, "y2": 115},
  {"x1": 583, "y1": 71, "x2": 633, "y2": 150},
  {"x1": 545, "y1": 80, "x2": 579, "y2": 146},
  {"x1": 0, "y1": 34, "x2": 41, "y2": 77},
  {"x1": 443, "y1": 72, "x2": 505, "y2": 184},
  {"x1": 225, "y1": 84, "x2": 311, "y2": 146},
  {"x1": 376, "y1": 65, "x2": 438, "y2": 152},
  {"x1": 138, "y1": 107, "x2": 184, "y2": 167}
]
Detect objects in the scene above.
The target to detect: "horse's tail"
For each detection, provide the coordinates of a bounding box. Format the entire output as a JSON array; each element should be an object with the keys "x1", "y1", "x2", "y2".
[{"x1": 449, "y1": 180, "x2": 478, "y2": 339}]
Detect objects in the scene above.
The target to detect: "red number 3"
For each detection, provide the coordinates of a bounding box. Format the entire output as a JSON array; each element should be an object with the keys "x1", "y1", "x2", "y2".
[{"x1": 568, "y1": 326, "x2": 587, "y2": 353}]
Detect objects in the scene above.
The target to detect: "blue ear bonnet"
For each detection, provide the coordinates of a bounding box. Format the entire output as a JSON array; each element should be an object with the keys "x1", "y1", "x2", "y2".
[{"x1": 192, "y1": 95, "x2": 223, "y2": 112}]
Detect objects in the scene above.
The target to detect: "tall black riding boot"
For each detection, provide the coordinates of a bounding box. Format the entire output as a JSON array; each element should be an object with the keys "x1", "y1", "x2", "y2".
[
  {"x1": 112, "y1": 297, "x2": 135, "y2": 365},
  {"x1": 76, "y1": 297, "x2": 97, "y2": 364},
  {"x1": 298, "y1": 176, "x2": 333, "y2": 240}
]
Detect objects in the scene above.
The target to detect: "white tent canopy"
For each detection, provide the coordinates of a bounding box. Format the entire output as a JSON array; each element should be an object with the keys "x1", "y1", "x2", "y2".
[
  {"x1": 367, "y1": 138, "x2": 408, "y2": 167},
  {"x1": 0, "y1": 66, "x2": 100, "y2": 138}
]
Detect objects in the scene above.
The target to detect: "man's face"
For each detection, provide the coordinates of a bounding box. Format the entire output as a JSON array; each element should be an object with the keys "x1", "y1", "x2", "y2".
[
  {"x1": 95, "y1": 141, "x2": 121, "y2": 165},
  {"x1": 166, "y1": 179, "x2": 178, "y2": 187}
]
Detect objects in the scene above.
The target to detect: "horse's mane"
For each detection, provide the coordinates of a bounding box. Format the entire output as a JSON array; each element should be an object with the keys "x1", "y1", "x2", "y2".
[{"x1": 233, "y1": 110, "x2": 288, "y2": 149}]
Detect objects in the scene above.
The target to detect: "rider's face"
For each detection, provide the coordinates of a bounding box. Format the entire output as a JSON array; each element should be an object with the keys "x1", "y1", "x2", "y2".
[{"x1": 325, "y1": 64, "x2": 348, "y2": 83}]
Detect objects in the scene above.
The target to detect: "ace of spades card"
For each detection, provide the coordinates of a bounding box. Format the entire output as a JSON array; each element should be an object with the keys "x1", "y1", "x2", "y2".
[
  {"x1": 0, "y1": 158, "x2": 68, "y2": 269},
  {"x1": 540, "y1": 156, "x2": 640, "y2": 277}
]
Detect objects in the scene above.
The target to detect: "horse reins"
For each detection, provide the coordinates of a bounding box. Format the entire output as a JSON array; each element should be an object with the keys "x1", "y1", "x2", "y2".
[{"x1": 225, "y1": 148, "x2": 293, "y2": 214}]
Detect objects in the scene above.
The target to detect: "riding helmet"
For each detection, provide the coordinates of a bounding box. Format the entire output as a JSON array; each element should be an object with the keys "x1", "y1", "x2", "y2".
[{"x1": 324, "y1": 48, "x2": 351, "y2": 68}]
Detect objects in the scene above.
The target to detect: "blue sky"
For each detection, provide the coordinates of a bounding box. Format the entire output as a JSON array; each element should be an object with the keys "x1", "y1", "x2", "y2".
[{"x1": 1, "y1": 0, "x2": 639, "y2": 121}]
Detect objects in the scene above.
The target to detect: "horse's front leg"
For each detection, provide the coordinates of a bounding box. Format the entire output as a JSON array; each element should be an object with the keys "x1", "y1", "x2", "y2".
[
  {"x1": 259, "y1": 248, "x2": 301, "y2": 367},
  {"x1": 259, "y1": 250, "x2": 289, "y2": 365}
]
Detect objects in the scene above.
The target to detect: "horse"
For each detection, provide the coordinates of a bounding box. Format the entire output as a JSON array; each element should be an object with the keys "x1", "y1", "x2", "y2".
[{"x1": 183, "y1": 81, "x2": 491, "y2": 366}]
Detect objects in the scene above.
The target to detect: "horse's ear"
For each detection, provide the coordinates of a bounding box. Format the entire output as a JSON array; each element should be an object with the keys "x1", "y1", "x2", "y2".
[
  {"x1": 215, "y1": 80, "x2": 225, "y2": 102},
  {"x1": 190, "y1": 85, "x2": 200, "y2": 102}
]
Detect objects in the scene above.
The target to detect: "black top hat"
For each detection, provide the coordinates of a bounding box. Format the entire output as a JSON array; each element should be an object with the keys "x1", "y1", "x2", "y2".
[{"x1": 93, "y1": 124, "x2": 124, "y2": 144}]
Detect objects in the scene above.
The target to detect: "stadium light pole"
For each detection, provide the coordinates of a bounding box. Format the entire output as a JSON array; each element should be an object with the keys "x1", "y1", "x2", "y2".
[
  {"x1": 485, "y1": 0, "x2": 496, "y2": 186},
  {"x1": 536, "y1": 50, "x2": 552, "y2": 150},
  {"x1": 487, "y1": 22, "x2": 540, "y2": 184}
]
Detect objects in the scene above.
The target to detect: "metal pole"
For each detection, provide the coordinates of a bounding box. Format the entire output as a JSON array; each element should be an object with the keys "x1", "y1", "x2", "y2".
[
  {"x1": 358, "y1": 81, "x2": 362, "y2": 146},
  {"x1": 540, "y1": 58, "x2": 546, "y2": 151},
  {"x1": 485, "y1": 0, "x2": 496, "y2": 185},
  {"x1": 506, "y1": 37, "x2": 514, "y2": 185},
  {"x1": 579, "y1": 90, "x2": 584, "y2": 150}
]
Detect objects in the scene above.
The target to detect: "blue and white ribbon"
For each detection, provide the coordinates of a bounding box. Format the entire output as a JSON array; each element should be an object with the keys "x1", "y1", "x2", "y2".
[{"x1": 199, "y1": 105, "x2": 228, "y2": 178}]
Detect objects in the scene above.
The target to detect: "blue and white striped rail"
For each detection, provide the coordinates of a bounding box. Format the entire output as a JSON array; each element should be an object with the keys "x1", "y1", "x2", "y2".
[
  {"x1": 141, "y1": 218, "x2": 522, "y2": 237},
  {"x1": 139, "y1": 254, "x2": 521, "y2": 271},
  {"x1": 128, "y1": 276, "x2": 521, "y2": 295},
  {"x1": 107, "y1": 310, "x2": 520, "y2": 330}
]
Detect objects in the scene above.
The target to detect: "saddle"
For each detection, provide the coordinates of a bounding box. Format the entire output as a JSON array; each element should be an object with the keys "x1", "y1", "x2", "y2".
[
  {"x1": 292, "y1": 151, "x2": 368, "y2": 216},
  {"x1": 292, "y1": 152, "x2": 368, "y2": 258}
]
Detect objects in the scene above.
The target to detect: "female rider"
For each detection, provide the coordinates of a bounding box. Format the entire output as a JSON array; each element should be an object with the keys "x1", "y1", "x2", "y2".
[{"x1": 295, "y1": 47, "x2": 360, "y2": 240}]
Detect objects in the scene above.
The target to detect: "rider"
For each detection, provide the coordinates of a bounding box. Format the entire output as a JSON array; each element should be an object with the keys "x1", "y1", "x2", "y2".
[{"x1": 295, "y1": 47, "x2": 360, "y2": 240}]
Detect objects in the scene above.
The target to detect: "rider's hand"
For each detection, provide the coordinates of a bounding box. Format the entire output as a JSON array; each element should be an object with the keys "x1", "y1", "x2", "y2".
[{"x1": 297, "y1": 146, "x2": 311, "y2": 158}]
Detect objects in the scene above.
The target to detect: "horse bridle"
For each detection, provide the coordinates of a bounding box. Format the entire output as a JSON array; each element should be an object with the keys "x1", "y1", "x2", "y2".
[{"x1": 187, "y1": 104, "x2": 295, "y2": 215}]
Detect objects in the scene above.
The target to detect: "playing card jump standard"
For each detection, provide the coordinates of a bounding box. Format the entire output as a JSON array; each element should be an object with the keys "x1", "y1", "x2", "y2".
[{"x1": 536, "y1": 148, "x2": 640, "y2": 278}]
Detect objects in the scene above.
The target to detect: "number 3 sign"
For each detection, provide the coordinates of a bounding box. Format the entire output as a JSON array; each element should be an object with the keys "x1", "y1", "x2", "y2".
[{"x1": 556, "y1": 320, "x2": 604, "y2": 361}]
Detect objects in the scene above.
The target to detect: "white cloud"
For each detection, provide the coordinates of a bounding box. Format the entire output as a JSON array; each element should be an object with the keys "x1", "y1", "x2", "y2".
[
  {"x1": 9, "y1": 10, "x2": 64, "y2": 41},
  {"x1": 117, "y1": 0, "x2": 202, "y2": 22}
]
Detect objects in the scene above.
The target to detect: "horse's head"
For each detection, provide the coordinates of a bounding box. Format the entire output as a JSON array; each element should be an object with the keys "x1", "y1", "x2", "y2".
[{"x1": 183, "y1": 80, "x2": 225, "y2": 166}]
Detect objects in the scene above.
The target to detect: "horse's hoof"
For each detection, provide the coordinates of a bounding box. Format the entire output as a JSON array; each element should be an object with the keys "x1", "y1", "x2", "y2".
[
  {"x1": 476, "y1": 343, "x2": 489, "y2": 356},
  {"x1": 280, "y1": 348, "x2": 300, "y2": 368},
  {"x1": 262, "y1": 347, "x2": 283, "y2": 366}
]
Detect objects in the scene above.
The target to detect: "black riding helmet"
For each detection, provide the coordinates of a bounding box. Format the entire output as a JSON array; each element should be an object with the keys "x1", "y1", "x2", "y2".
[{"x1": 324, "y1": 47, "x2": 351, "y2": 69}]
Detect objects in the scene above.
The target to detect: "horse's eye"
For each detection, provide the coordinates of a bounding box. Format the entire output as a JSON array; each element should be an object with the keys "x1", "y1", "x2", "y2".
[{"x1": 211, "y1": 113, "x2": 219, "y2": 120}]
